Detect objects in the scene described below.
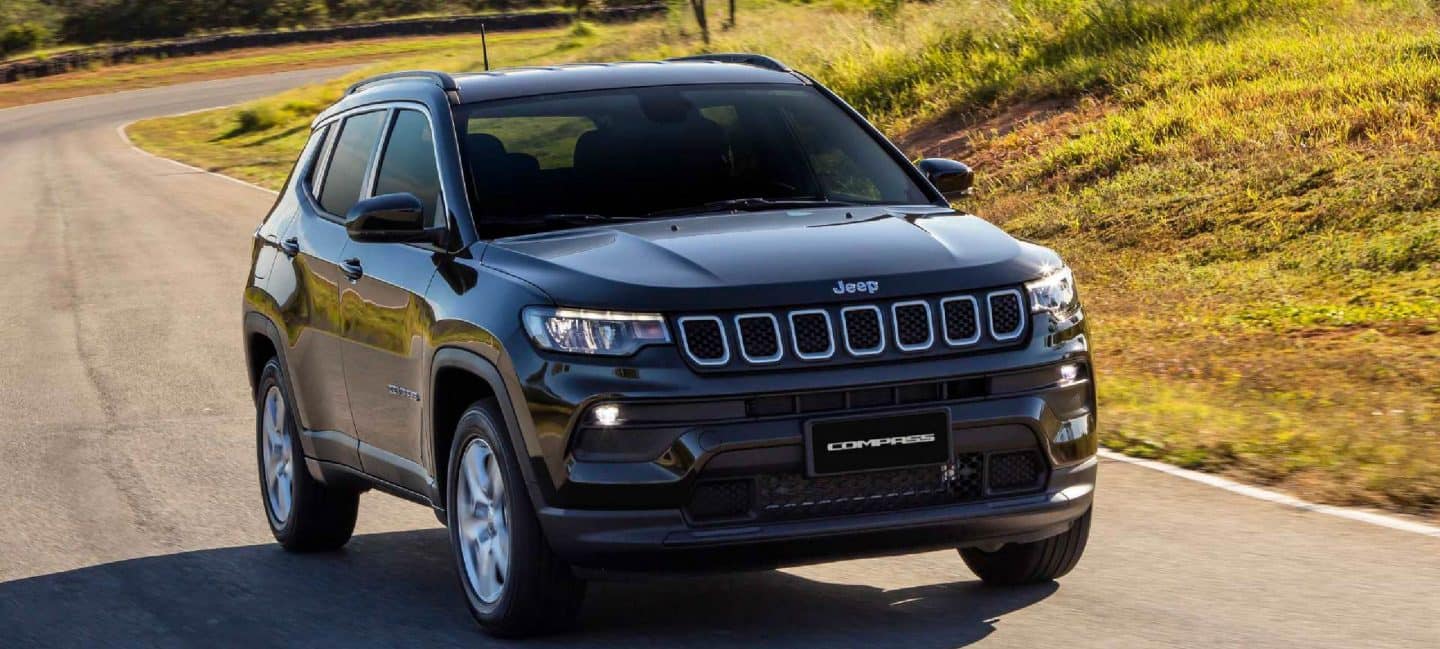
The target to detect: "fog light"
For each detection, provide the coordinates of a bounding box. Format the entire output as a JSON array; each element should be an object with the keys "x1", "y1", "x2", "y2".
[
  {"x1": 1059, "y1": 363, "x2": 1079, "y2": 384},
  {"x1": 591, "y1": 403, "x2": 622, "y2": 427},
  {"x1": 1055, "y1": 415, "x2": 1091, "y2": 444}
]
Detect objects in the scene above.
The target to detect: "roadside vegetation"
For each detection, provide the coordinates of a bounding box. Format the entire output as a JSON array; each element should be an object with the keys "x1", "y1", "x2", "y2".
[
  {"x1": 0, "y1": 1, "x2": 589, "y2": 58},
  {"x1": 129, "y1": 0, "x2": 1440, "y2": 517},
  {"x1": 0, "y1": 28, "x2": 577, "y2": 109}
]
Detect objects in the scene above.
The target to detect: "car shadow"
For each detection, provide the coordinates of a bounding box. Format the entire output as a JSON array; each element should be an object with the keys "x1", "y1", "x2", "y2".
[{"x1": 0, "y1": 529, "x2": 1055, "y2": 648}]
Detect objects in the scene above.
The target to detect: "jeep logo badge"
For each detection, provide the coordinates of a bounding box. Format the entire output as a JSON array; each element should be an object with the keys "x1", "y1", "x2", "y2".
[{"x1": 832, "y1": 279, "x2": 880, "y2": 295}]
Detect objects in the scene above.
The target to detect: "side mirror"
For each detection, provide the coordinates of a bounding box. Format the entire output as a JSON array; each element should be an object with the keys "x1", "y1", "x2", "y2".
[
  {"x1": 916, "y1": 158, "x2": 974, "y2": 199},
  {"x1": 345, "y1": 193, "x2": 444, "y2": 245}
]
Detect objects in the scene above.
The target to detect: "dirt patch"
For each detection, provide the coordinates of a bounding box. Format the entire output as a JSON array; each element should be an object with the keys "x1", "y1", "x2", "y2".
[{"x1": 896, "y1": 95, "x2": 1110, "y2": 172}]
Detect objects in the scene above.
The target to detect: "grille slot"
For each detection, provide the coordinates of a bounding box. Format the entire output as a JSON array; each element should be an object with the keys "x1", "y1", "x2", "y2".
[
  {"x1": 788, "y1": 310, "x2": 835, "y2": 360},
  {"x1": 678, "y1": 316, "x2": 729, "y2": 366},
  {"x1": 940, "y1": 296, "x2": 981, "y2": 346},
  {"x1": 840, "y1": 306, "x2": 884, "y2": 356},
  {"x1": 734, "y1": 314, "x2": 783, "y2": 363},
  {"x1": 892, "y1": 301, "x2": 934, "y2": 351},
  {"x1": 987, "y1": 290, "x2": 1025, "y2": 341}
]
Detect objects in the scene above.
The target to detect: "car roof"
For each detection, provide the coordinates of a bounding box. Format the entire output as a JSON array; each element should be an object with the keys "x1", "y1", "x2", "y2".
[
  {"x1": 315, "y1": 58, "x2": 810, "y2": 126},
  {"x1": 451, "y1": 60, "x2": 807, "y2": 103}
]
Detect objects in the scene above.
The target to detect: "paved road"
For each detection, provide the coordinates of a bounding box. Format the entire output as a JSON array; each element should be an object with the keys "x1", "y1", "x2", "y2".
[{"x1": 0, "y1": 70, "x2": 1436, "y2": 649}]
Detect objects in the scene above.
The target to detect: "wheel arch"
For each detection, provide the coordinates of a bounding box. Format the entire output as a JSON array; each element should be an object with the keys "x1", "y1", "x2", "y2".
[{"x1": 429, "y1": 346, "x2": 555, "y2": 512}]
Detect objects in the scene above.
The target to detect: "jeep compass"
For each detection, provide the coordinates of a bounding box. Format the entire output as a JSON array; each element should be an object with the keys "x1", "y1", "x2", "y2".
[{"x1": 242, "y1": 54, "x2": 1097, "y2": 637}]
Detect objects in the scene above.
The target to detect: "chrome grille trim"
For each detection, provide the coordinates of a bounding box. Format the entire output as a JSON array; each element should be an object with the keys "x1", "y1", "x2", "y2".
[
  {"x1": 677, "y1": 288, "x2": 1028, "y2": 369},
  {"x1": 733, "y1": 313, "x2": 784, "y2": 364},
  {"x1": 840, "y1": 305, "x2": 885, "y2": 357},
  {"x1": 986, "y1": 289, "x2": 1026, "y2": 342},
  {"x1": 677, "y1": 315, "x2": 731, "y2": 366},
  {"x1": 939, "y1": 295, "x2": 982, "y2": 346},
  {"x1": 787, "y1": 309, "x2": 836, "y2": 361},
  {"x1": 890, "y1": 300, "x2": 934, "y2": 352}
]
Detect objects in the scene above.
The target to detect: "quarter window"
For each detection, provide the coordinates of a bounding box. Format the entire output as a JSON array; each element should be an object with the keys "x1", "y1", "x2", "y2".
[
  {"x1": 374, "y1": 109, "x2": 443, "y2": 228},
  {"x1": 319, "y1": 110, "x2": 386, "y2": 218},
  {"x1": 302, "y1": 125, "x2": 331, "y2": 194}
]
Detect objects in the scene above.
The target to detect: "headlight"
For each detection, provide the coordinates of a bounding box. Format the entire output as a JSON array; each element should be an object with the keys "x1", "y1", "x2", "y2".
[
  {"x1": 1025, "y1": 266, "x2": 1079, "y2": 314},
  {"x1": 522, "y1": 306, "x2": 670, "y2": 356}
]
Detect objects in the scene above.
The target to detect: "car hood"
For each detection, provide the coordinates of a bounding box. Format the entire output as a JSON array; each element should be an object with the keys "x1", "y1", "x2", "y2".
[{"x1": 481, "y1": 206, "x2": 1061, "y2": 311}]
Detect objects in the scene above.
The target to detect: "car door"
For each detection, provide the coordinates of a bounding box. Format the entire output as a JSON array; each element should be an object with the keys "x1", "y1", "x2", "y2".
[
  {"x1": 278, "y1": 107, "x2": 390, "y2": 466},
  {"x1": 336, "y1": 106, "x2": 445, "y2": 494}
]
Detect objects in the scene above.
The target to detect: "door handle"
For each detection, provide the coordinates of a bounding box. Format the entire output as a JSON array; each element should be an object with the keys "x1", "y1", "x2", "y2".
[
  {"x1": 280, "y1": 237, "x2": 300, "y2": 258},
  {"x1": 341, "y1": 257, "x2": 363, "y2": 281}
]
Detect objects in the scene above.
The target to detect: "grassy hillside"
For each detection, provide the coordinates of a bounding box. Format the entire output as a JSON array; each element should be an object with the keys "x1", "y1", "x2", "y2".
[{"x1": 130, "y1": 0, "x2": 1440, "y2": 517}]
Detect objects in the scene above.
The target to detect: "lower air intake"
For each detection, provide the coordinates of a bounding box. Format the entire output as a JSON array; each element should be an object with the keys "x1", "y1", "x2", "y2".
[
  {"x1": 987, "y1": 450, "x2": 1044, "y2": 492},
  {"x1": 687, "y1": 479, "x2": 753, "y2": 522}
]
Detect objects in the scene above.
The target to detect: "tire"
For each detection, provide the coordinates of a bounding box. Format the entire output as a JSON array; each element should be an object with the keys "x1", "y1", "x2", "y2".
[
  {"x1": 446, "y1": 399, "x2": 586, "y2": 637},
  {"x1": 959, "y1": 507, "x2": 1091, "y2": 586},
  {"x1": 256, "y1": 358, "x2": 359, "y2": 552}
]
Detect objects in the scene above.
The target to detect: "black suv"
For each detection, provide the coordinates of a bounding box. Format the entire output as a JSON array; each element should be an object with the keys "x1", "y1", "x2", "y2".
[{"x1": 243, "y1": 54, "x2": 1096, "y2": 637}]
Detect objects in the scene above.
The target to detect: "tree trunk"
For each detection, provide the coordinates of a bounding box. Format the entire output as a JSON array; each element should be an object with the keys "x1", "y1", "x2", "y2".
[
  {"x1": 689, "y1": 0, "x2": 710, "y2": 44},
  {"x1": 727, "y1": 0, "x2": 736, "y2": 29}
]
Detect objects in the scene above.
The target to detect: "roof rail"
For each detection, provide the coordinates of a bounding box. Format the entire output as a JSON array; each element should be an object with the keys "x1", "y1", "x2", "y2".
[
  {"x1": 346, "y1": 71, "x2": 459, "y2": 96},
  {"x1": 666, "y1": 53, "x2": 790, "y2": 72}
]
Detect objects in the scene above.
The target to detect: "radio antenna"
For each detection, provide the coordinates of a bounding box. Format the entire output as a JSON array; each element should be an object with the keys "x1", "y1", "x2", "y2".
[{"x1": 481, "y1": 23, "x2": 490, "y2": 71}]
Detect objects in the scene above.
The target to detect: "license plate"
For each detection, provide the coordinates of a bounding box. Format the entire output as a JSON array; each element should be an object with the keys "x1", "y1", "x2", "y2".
[{"x1": 805, "y1": 410, "x2": 951, "y2": 476}]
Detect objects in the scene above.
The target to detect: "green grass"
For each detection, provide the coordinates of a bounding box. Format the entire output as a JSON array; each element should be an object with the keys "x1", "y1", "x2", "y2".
[{"x1": 130, "y1": 0, "x2": 1440, "y2": 517}]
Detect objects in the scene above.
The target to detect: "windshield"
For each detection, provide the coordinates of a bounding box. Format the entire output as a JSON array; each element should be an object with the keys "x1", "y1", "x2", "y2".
[{"x1": 457, "y1": 84, "x2": 932, "y2": 234}]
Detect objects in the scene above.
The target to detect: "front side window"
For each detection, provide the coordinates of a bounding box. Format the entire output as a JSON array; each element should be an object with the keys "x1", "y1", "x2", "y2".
[
  {"x1": 374, "y1": 109, "x2": 443, "y2": 228},
  {"x1": 319, "y1": 110, "x2": 386, "y2": 218},
  {"x1": 458, "y1": 84, "x2": 930, "y2": 235}
]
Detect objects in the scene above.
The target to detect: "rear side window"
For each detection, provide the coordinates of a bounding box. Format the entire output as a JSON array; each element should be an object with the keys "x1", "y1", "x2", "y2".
[
  {"x1": 319, "y1": 110, "x2": 386, "y2": 217},
  {"x1": 302, "y1": 125, "x2": 330, "y2": 192},
  {"x1": 374, "y1": 109, "x2": 443, "y2": 228}
]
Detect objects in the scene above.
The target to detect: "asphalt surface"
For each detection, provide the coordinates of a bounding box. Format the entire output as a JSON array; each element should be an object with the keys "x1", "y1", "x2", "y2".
[{"x1": 0, "y1": 69, "x2": 1437, "y2": 649}]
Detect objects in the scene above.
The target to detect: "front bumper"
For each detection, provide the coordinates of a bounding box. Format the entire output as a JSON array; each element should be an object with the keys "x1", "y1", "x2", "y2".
[{"x1": 542, "y1": 455, "x2": 1095, "y2": 570}]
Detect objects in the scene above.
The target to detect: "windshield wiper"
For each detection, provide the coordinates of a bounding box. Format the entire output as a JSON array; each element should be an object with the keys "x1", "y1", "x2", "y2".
[
  {"x1": 537, "y1": 213, "x2": 645, "y2": 224},
  {"x1": 644, "y1": 197, "x2": 858, "y2": 219},
  {"x1": 486, "y1": 213, "x2": 646, "y2": 227}
]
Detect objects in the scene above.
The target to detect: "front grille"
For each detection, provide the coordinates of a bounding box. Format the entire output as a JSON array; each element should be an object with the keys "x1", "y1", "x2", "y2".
[
  {"x1": 678, "y1": 317, "x2": 728, "y2": 365},
  {"x1": 988, "y1": 291, "x2": 1025, "y2": 341},
  {"x1": 735, "y1": 314, "x2": 781, "y2": 363},
  {"x1": 677, "y1": 288, "x2": 1028, "y2": 369},
  {"x1": 841, "y1": 306, "x2": 884, "y2": 355},
  {"x1": 685, "y1": 450, "x2": 1046, "y2": 524}
]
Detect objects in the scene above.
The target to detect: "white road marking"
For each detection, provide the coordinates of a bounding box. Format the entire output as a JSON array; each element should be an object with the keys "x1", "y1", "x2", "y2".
[
  {"x1": 116, "y1": 119, "x2": 280, "y2": 195},
  {"x1": 1099, "y1": 449, "x2": 1440, "y2": 538}
]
